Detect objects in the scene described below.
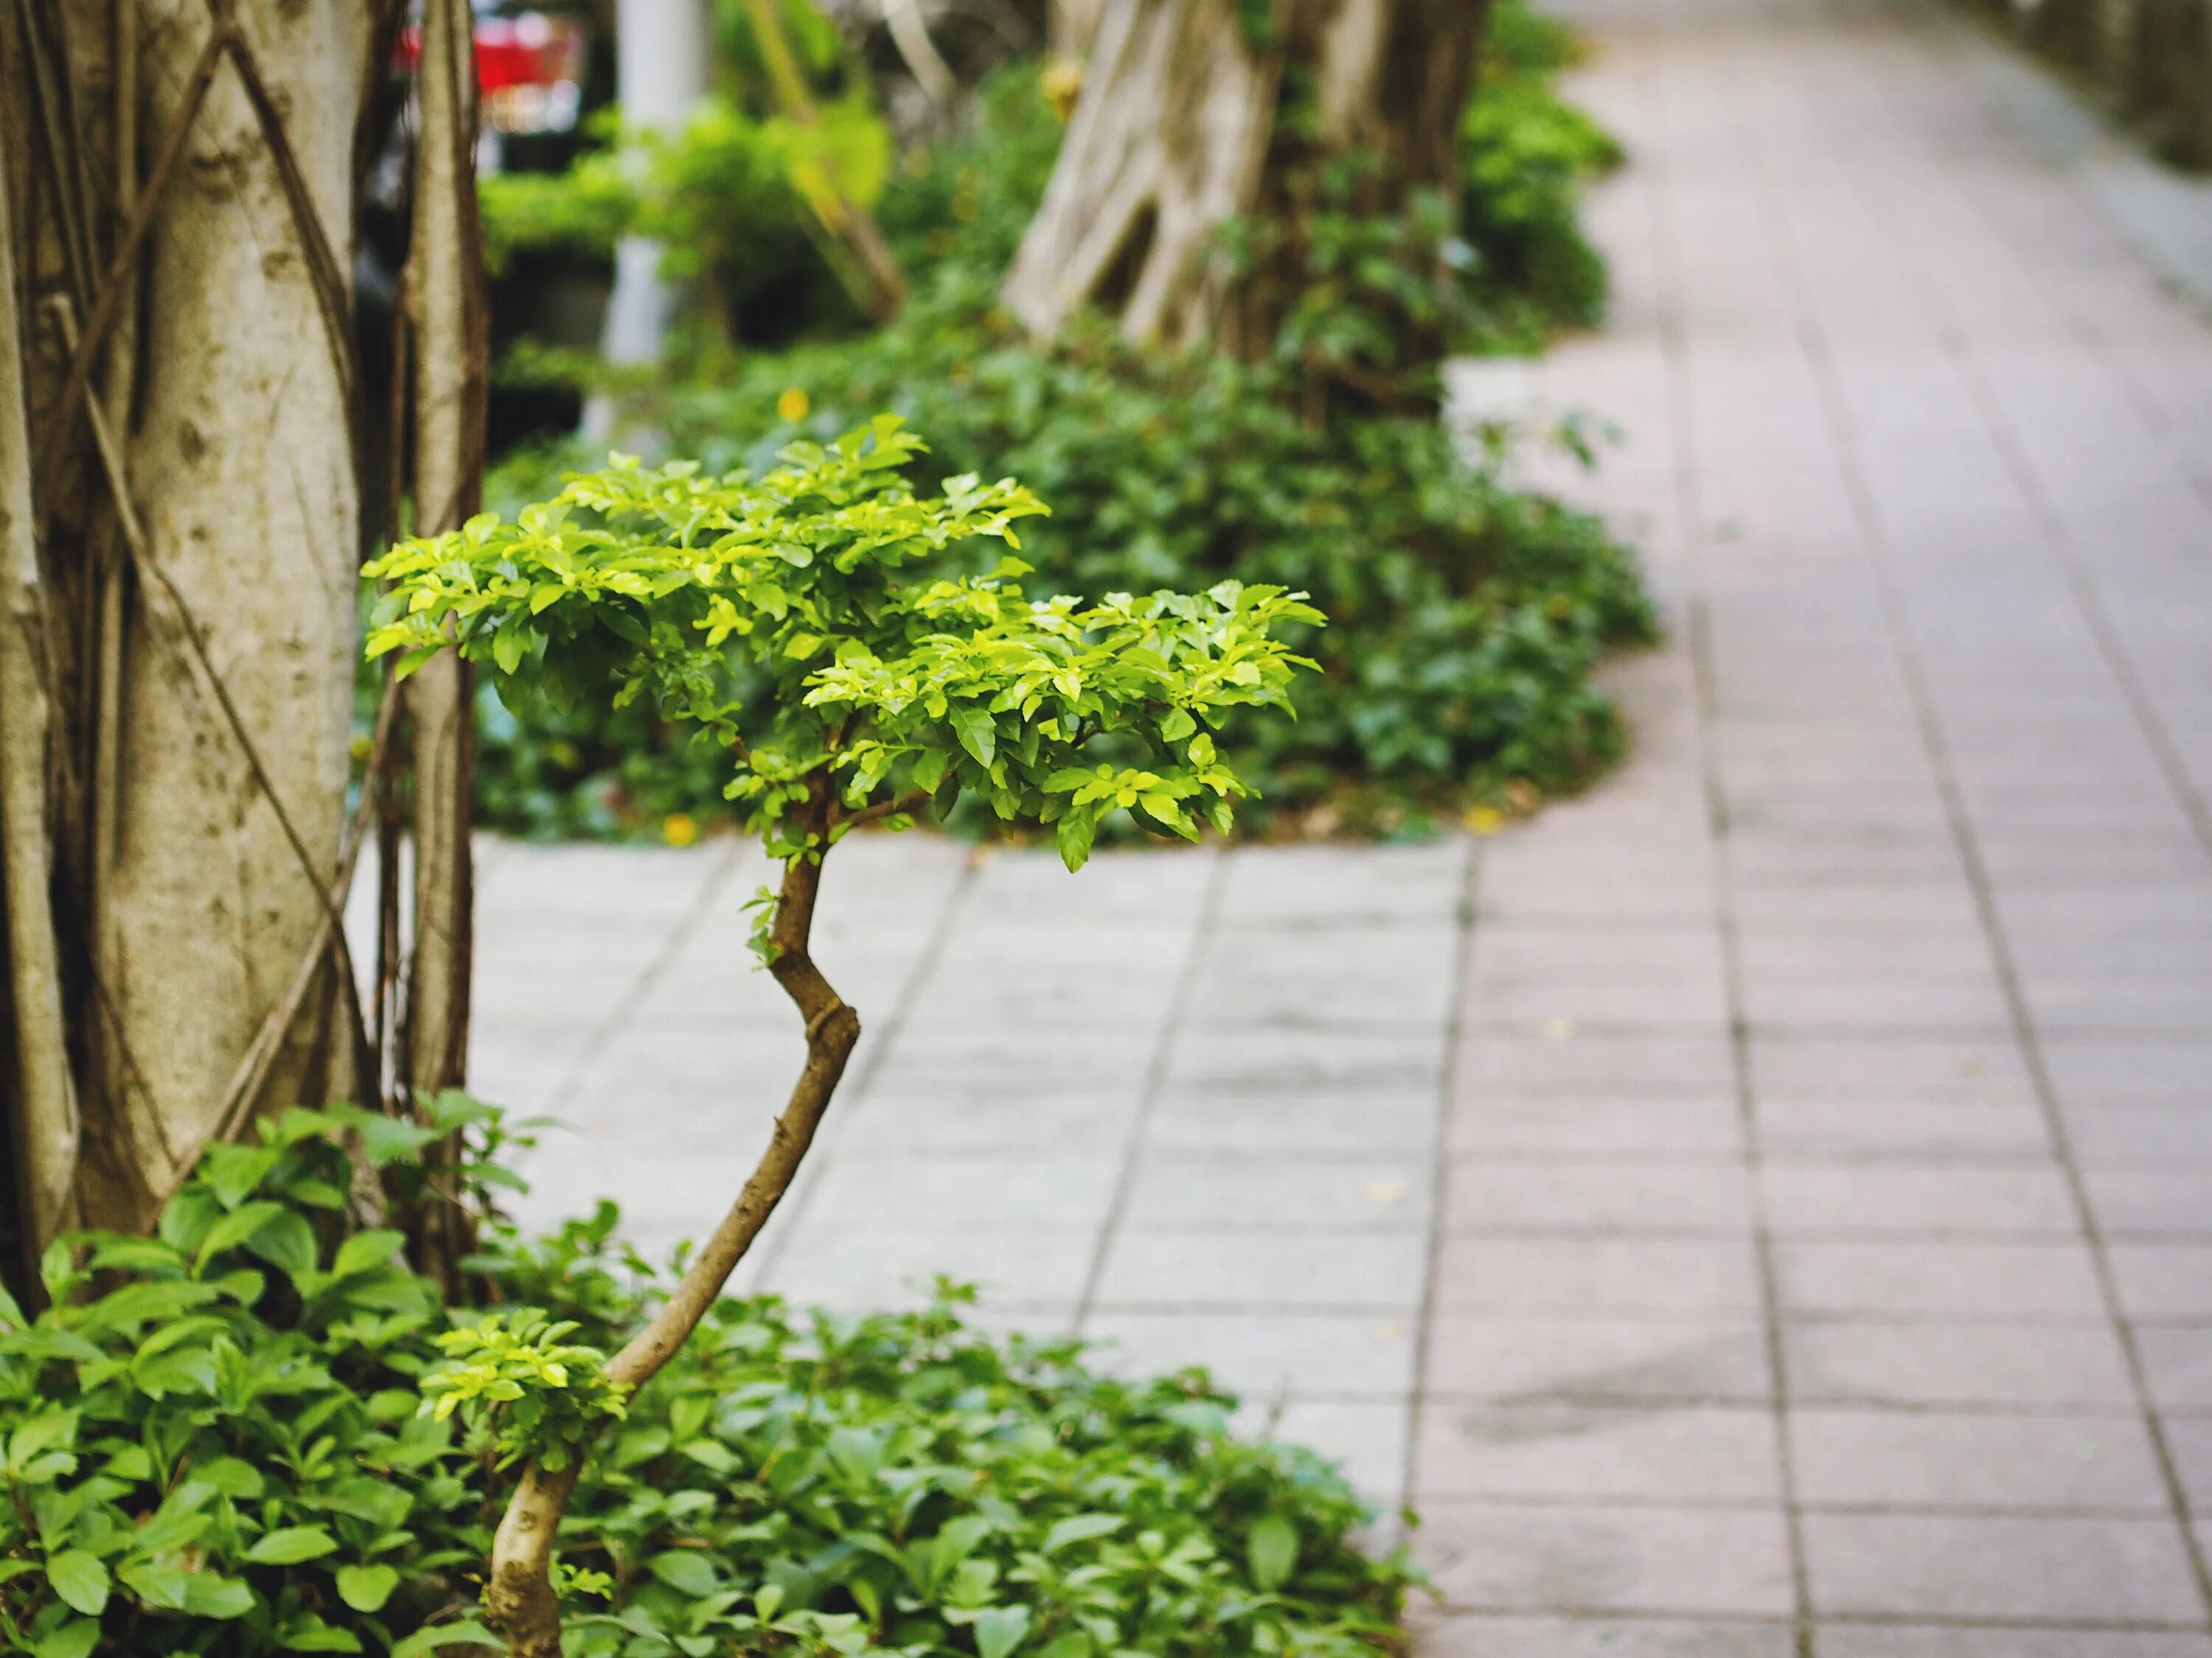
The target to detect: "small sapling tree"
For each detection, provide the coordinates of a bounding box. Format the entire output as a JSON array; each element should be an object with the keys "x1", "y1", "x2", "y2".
[{"x1": 366, "y1": 416, "x2": 1318, "y2": 1656}]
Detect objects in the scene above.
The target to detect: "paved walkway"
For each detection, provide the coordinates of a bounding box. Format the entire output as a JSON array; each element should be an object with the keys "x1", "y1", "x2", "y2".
[{"x1": 467, "y1": 2, "x2": 2212, "y2": 1653}]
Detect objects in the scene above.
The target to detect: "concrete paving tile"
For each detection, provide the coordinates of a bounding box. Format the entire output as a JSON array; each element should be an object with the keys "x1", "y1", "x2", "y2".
[
  {"x1": 2062, "y1": 1104, "x2": 2212, "y2": 1165},
  {"x1": 1467, "y1": 974, "x2": 1733, "y2": 1030},
  {"x1": 758, "y1": 1225, "x2": 1095, "y2": 1311},
  {"x1": 1781, "y1": 1321, "x2": 2140, "y2": 1410},
  {"x1": 1144, "y1": 1086, "x2": 1441, "y2": 1152},
  {"x1": 1414, "y1": 1402, "x2": 1781, "y2": 1503},
  {"x1": 2025, "y1": 979, "x2": 2212, "y2": 1036},
  {"x1": 1759, "y1": 1162, "x2": 2079, "y2": 1234},
  {"x1": 1772, "y1": 1239, "x2": 2108, "y2": 1319},
  {"x1": 1164, "y1": 1027, "x2": 1448, "y2": 1092},
  {"x1": 2138, "y1": 1327, "x2": 2212, "y2": 1410},
  {"x1": 1444, "y1": 1161, "x2": 1756, "y2": 1232},
  {"x1": 1447, "y1": 1094, "x2": 1748, "y2": 1157},
  {"x1": 1081, "y1": 1311, "x2": 1416, "y2": 1399},
  {"x1": 468, "y1": 1036, "x2": 586, "y2": 1116},
  {"x1": 2162, "y1": 1417, "x2": 2212, "y2": 1514},
  {"x1": 905, "y1": 960, "x2": 1185, "y2": 1030},
  {"x1": 797, "y1": 1154, "x2": 1122, "y2": 1230},
  {"x1": 1416, "y1": 1615, "x2": 1794, "y2": 1658},
  {"x1": 1815, "y1": 1632, "x2": 2212, "y2": 1658},
  {"x1": 2110, "y1": 1245, "x2": 2212, "y2": 1319},
  {"x1": 1734, "y1": 932, "x2": 1998, "y2": 978},
  {"x1": 830, "y1": 1088, "x2": 1140, "y2": 1151},
  {"x1": 1476, "y1": 873, "x2": 1719, "y2": 926},
  {"x1": 961, "y1": 845, "x2": 1214, "y2": 920},
  {"x1": 1802, "y1": 1511, "x2": 2205, "y2": 1623},
  {"x1": 1187, "y1": 927, "x2": 1458, "y2": 1029},
  {"x1": 1424, "y1": 1317, "x2": 1774, "y2": 1405},
  {"x1": 1121, "y1": 1155, "x2": 1432, "y2": 1230},
  {"x1": 2043, "y1": 1039, "x2": 2212, "y2": 1102},
  {"x1": 554, "y1": 1027, "x2": 811, "y2": 1111},
  {"x1": 879, "y1": 1030, "x2": 1155, "y2": 1093},
  {"x1": 1217, "y1": 843, "x2": 1465, "y2": 923},
  {"x1": 1416, "y1": 1502, "x2": 1795, "y2": 1616},
  {"x1": 1755, "y1": 1097, "x2": 2055, "y2": 1159},
  {"x1": 1436, "y1": 1237, "x2": 1765, "y2": 1317},
  {"x1": 1456, "y1": 1033, "x2": 1736, "y2": 1093},
  {"x1": 1739, "y1": 978, "x2": 2014, "y2": 1031},
  {"x1": 1745, "y1": 1037, "x2": 2034, "y2": 1102},
  {"x1": 1471, "y1": 928, "x2": 1728, "y2": 982},
  {"x1": 2084, "y1": 1169, "x2": 2212, "y2": 1237},
  {"x1": 1789, "y1": 1407, "x2": 2171, "y2": 1510},
  {"x1": 1094, "y1": 1231, "x2": 1427, "y2": 1311}
]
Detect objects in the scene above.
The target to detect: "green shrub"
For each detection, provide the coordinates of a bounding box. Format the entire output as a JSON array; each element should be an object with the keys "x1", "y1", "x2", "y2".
[
  {"x1": 0, "y1": 1107, "x2": 492, "y2": 1658},
  {"x1": 0, "y1": 1117, "x2": 1418, "y2": 1658},
  {"x1": 1459, "y1": 1, "x2": 1625, "y2": 348},
  {"x1": 483, "y1": 302, "x2": 1652, "y2": 839}
]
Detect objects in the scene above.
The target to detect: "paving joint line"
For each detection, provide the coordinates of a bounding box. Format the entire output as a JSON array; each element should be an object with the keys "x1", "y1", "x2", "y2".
[
  {"x1": 1399, "y1": 831, "x2": 1486, "y2": 1534},
  {"x1": 1649, "y1": 47, "x2": 1817, "y2": 1657}
]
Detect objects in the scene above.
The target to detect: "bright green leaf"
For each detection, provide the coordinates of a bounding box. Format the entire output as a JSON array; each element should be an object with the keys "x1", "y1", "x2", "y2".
[
  {"x1": 45, "y1": 1551, "x2": 109, "y2": 1617},
  {"x1": 246, "y1": 1525, "x2": 339, "y2": 1566},
  {"x1": 335, "y1": 1564, "x2": 400, "y2": 1614}
]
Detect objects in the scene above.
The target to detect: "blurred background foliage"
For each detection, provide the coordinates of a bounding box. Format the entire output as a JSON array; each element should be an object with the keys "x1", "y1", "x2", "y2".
[{"x1": 450, "y1": 1, "x2": 1649, "y2": 844}]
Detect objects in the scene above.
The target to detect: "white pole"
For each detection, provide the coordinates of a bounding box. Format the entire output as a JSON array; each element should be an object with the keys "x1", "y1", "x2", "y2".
[{"x1": 583, "y1": 0, "x2": 714, "y2": 440}]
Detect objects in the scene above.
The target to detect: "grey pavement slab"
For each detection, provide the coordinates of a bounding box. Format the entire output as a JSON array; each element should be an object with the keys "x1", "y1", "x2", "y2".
[{"x1": 1415, "y1": 0, "x2": 2212, "y2": 1646}]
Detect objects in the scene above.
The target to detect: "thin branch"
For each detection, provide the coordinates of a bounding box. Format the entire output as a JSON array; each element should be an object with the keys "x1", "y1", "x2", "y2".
[
  {"x1": 830, "y1": 788, "x2": 929, "y2": 830},
  {"x1": 485, "y1": 787, "x2": 863, "y2": 1657},
  {"x1": 31, "y1": 0, "x2": 232, "y2": 504}
]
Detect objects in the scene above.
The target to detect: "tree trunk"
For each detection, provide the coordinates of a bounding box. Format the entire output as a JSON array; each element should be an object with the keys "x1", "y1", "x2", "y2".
[
  {"x1": 1001, "y1": 0, "x2": 1486, "y2": 355},
  {"x1": 402, "y1": 0, "x2": 488, "y2": 1294},
  {"x1": 0, "y1": 113, "x2": 81, "y2": 1285},
  {"x1": 1048, "y1": 0, "x2": 1110, "y2": 62},
  {"x1": 1, "y1": 0, "x2": 372, "y2": 1275}
]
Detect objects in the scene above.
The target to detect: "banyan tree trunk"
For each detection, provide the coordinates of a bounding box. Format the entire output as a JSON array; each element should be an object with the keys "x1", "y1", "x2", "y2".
[
  {"x1": 1, "y1": 0, "x2": 371, "y2": 1277},
  {"x1": 1001, "y1": 0, "x2": 1487, "y2": 355}
]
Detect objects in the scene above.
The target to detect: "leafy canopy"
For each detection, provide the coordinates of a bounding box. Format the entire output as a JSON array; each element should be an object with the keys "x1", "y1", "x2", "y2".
[{"x1": 365, "y1": 417, "x2": 1319, "y2": 868}]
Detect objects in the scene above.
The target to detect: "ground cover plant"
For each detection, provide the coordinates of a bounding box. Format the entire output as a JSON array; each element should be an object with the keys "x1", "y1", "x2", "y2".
[
  {"x1": 472, "y1": 9, "x2": 1651, "y2": 842},
  {"x1": 0, "y1": 1114, "x2": 1416, "y2": 1658},
  {"x1": 1460, "y1": 1, "x2": 1627, "y2": 348}
]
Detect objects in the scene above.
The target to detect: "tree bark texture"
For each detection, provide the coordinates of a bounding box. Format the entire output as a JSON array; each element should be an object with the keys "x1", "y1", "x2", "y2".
[
  {"x1": 1002, "y1": 0, "x2": 1486, "y2": 353},
  {"x1": 403, "y1": 0, "x2": 484, "y2": 1105},
  {"x1": 400, "y1": 0, "x2": 488, "y2": 1301},
  {"x1": 1, "y1": 0, "x2": 372, "y2": 1269},
  {"x1": 0, "y1": 113, "x2": 82, "y2": 1281}
]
